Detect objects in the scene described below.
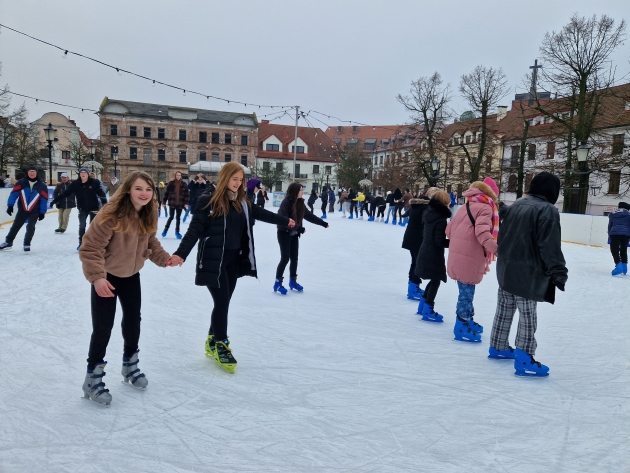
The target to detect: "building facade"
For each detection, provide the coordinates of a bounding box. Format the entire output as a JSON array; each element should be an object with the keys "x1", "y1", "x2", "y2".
[{"x1": 98, "y1": 98, "x2": 258, "y2": 183}]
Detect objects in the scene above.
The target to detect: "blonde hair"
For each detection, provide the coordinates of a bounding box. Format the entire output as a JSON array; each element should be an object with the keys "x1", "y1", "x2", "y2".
[
  {"x1": 97, "y1": 172, "x2": 158, "y2": 234},
  {"x1": 424, "y1": 187, "x2": 440, "y2": 199},
  {"x1": 432, "y1": 190, "x2": 451, "y2": 207},
  {"x1": 207, "y1": 162, "x2": 249, "y2": 217}
]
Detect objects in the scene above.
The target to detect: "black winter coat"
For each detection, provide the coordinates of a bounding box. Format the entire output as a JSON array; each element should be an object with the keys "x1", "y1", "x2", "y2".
[
  {"x1": 277, "y1": 196, "x2": 327, "y2": 235},
  {"x1": 307, "y1": 192, "x2": 317, "y2": 206},
  {"x1": 496, "y1": 194, "x2": 568, "y2": 303},
  {"x1": 53, "y1": 182, "x2": 76, "y2": 209},
  {"x1": 373, "y1": 196, "x2": 386, "y2": 208},
  {"x1": 415, "y1": 199, "x2": 451, "y2": 282},
  {"x1": 385, "y1": 193, "x2": 395, "y2": 205},
  {"x1": 52, "y1": 177, "x2": 106, "y2": 212},
  {"x1": 188, "y1": 181, "x2": 208, "y2": 206},
  {"x1": 173, "y1": 194, "x2": 290, "y2": 287},
  {"x1": 256, "y1": 190, "x2": 268, "y2": 206},
  {"x1": 402, "y1": 198, "x2": 430, "y2": 253}
]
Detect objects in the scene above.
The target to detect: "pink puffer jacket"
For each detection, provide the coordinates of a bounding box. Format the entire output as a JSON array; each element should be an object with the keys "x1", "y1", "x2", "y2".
[{"x1": 446, "y1": 186, "x2": 498, "y2": 285}]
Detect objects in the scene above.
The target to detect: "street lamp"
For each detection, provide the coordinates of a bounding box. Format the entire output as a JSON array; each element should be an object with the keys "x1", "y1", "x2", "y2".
[
  {"x1": 88, "y1": 141, "x2": 97, "y2": 174},
  {"x1": 428, "y1": 157, "x2": 440, "y2": 187},
  {"x1": 575, "y1": 140, "x2": 592, "y2": 214},
  {"x1": 43, "y1": 123, "x2": 57, "y2": 185},
  {"x1": 325, "y1": 167, "x2": 331, "y2": 188}
]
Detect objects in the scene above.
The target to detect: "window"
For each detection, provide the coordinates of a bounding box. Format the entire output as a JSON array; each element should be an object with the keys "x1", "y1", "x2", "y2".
[
  {"x1": 294, "y1": 164, "x2": 300, "y2": 176},
  {"x1": 241, "y1": 155, "x2": 248, "y2": 166},
  {"x1": 212, "y1": 153, "x2": 220, "y2": 162},
  {"x1": 263, "y1": 161, "x2": 270, "y2": 171},
  {"x1": 608, "y1": 171, "x2": 621, "y2": 194},
  {"x1": 179, "y1": 150, "x2": 187, "y2": 163},
  {"x1": 447, "y1": 184, "x2": 452, "y2": 193},
  {"x1": 144, "y1": 127, "x2": 151, "y2": 138},
  {"x1": 292, "y1": 146, "x2": 305, "y2": 153},
  {"x1": 333, "y1": 138, "x2": 342, "y2": 146},
  {"x1": 143, "y1": 148, "x2": 152, "y2": 165},
  {"x1": 110, "y1": 146, "x2": 118, "y2": 157},
  {"x1": 179, "y1": 130, "x2": 187, "y2": 141},
  {"x1": 158, "y1": 128, "x2": 166, "y2": 139},
  {"x1": 199, "y1": 131, "x2": 207, "y2": 143},
  {"x1": 337, "y1": 126, "x2": 342, "y2": 133},
  {"x1": 325, "y1": 165, "x2": 332, "y2": 174},
  {"x1": 313, "y1": 165, "x2": 320, "y2": 174},
  {"x1": 459, "y1": 159, "x2": 465, "y2": 175},
  {"x1": 352, "y1": 125, "x2": 357, "y2": 133},
  {"x1": 275, "y1": 181, "x2": 282, "y2": 192},
  {"x1": 457, "y1": 184, "x2": 463, "y2": 197},
  {"x1": 528, "y1": 144, "x2": 536, "y2": 161},
  {"x1": 507, "y1": 174, "x2": 518, "y2": 192},
  {"x1": 158, "y1": 171, "x2": 166, "y2": 183},
  {"x1": 266, "y1": 143, "x2": 280, "y2": 151},
  {"x1": 129, "y1": 126, "x2": 137, "y2": 137},
  {"x1": 129, "y1": 147, "x2": 138, "y2": 160},
  {"x1": 211, "y1": 133, "x2": 220, "y2": 144},
  {"x1": 241, "y1": 135, "x2": 248, "y2": 146},
  {"x1": 485, "y1": 157, "x2": 492, "y2": 174},
  {"x1": 511, "y1": 146, "x2": 520, "y2": 168},
  {"x1": 224, "y1": 154, "x2": 231, "y2": 162},
  {"x1": 110, "y1": 124, "x2": 118, "y2": 135},
  {"x1": 275, "y1": 162, "x2": 283, "y2": 172},
  {"x1": 62, "y1": 150, "x2": 71, "y2": 160},
  {"x1": 379, "y1": 156, "x2": 383, "y2": 165},
  {"x1": 525, "y1": 173, "x2": 533, "y2": 191},
  {"x1": 158, "y1": 149, "x2": 166, "y2": 161},
  {"x1": 199, "y1": 152, "x2": 207, "y2": 161},
  {"x1": 546, "y1": 141, "x2": 556, "y2": 159},
  {"x1": 225, "y1": 133, "x2": 232, "y2": 144},
  {"x1": 465, "y1": 134, "x2": 471, "y2": 144},
  {"x1": 448, "y1": 159, "x2": 454, "y2": 175},
  {"x1": 612, "y1": 134, "x2": 624, "y2": 155}
]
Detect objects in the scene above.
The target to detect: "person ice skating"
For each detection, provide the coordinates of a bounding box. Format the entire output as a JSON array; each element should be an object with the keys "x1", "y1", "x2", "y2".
[
  {"x1": 161, "y1": 171, "x2": 189, "y2": 239},
  {"x1": 3, "y1": 174, "x2": 11, "y2": 187},
  {"x1": 384, "y1": 190, "x2": 396, "y2": 223},
  {"x1": 79, "y1": 172, "x2": 177, "y2": 405},
  {"x1": 401, "y1": 188, "x2": 434, "y2": 300},
  {"x1": 339, "y1": 189, "x2": 349, "y2": 217},
  {"x1": 348, "y1": 188, "x2": 358, "y2": 219},
  {"x1": 489, "y1": 172, "x2": 567, "y2": 377},
  {"x1": 373, "y1": 193, "x2": 386, "y2": 221},
  {"x1": 50, "y1": 167, "x2": 107, "y2": 250},
  {"x1": 0, "y1": 165, "x2": 48, "y2": 252},
  {"x1": 400, "y1": 189, "x2": 413, "y2": 226},
  {"x1": 307, "y1": 189, "x2": 317, "y2": 213},
  {"x1": 274, "y1": 182, "x2": 329, "y2": 294},
  {"x1": 155, "y1": 181, "x2": 167, "y2": 218},
  {"x1": 246, "y1": 178, "x2": 261, "y2": 206},
  {"x1": 320, "y1": 186, "x2": 328, "y2": 219},
  {"x1": 608, "y1": 201, "x2": 630, "y2": 275},
  {"x1": 327, "y1": 187, "x2": 336, "y2": 213},
  {"x1": 392, "y1": 188, "x2": 403, "y2": 223},
  {"x1": 257, "y1": 185, "x2": 270, "y2": 208},
  {"x1": 185, "y1": 174, "x2": 208, "y2": 222},
  {"x1": 167, "y1": 162, "x2": 295, "y2": 373},
  {"x1": 52, "y1": 172, "x2": 75, "y2": 233},
  {"x1": 105, "y1": 176, "x2": 121, "y2": 197},
  {"x1": 353, "y1": 191, "x2": 365, "y2": 219},
  {"x1": 414, "y1": 190, "x2": 451, "y2": 322},
  {"x1": 446, "y1": 178, "x2": 500, "y2": 343}
]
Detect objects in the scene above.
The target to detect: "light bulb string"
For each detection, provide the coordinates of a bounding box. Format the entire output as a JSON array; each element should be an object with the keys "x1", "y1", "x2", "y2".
[{"x1": 5, "y1": 90, "x2": 98, "y2": 113}]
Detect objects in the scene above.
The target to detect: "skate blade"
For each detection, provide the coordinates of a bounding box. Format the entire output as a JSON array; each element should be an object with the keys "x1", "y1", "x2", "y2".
[
  {"x1": 454, "y1": 336, "x2": 482, "y2": 343},
  {"x1": 121, "y1": 380, "x2": 147, "y2": 390},
  {"x1": 205, "y1": 350, "x2": 218, "y2": 361},
  {"x1": 82, "y1": 393, "x2": 111, "y2": 406},
  {"x1": 421, "y1": 316, "x2": 443, "y2": 323},
  {"x1": 214, "y1": 360, "x2": 236, "y2": 373},
  {"x1": 488, "y1": 355, "x2": 515, "y2": 360},
  {"x1": 515, "y1": 370, "x2": 549, "y2": 377}
]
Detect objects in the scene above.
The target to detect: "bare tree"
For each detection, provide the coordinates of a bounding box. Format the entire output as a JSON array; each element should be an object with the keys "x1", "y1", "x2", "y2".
[{"x1": 459, "y1": 65, "x2": 508, "y2": 182}]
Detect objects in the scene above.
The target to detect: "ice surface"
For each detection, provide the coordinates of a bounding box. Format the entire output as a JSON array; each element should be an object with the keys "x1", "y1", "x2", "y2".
[{"x1": 1, "y1": 206, "x2": 629, "y2": 473}]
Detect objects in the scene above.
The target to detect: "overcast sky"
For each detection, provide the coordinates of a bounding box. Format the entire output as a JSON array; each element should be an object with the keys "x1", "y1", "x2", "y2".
[{"x1": 1, "y1": 0, "x2": 629, "y2": 137}]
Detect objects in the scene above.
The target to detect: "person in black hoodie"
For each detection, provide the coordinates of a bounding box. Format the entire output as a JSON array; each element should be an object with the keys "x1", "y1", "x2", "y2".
[
  {"x1": 489, "y1": 172, "x2": 567, "y2": 377},
  {"x1": 384, "y1": 191, "x2": 396, "y2": 223},
  {"x1": 414, "y1": 190, "x2": 451, "y2": 322},
  {"x1": 320, "y1": 186, "x2": 328, "y2": 219},
  {"x1": 307, "y1": 189, "x2": 318, "y2": 213},
  {"x1": 167, "y1": 162, "x2": 294, "y2": 373},
  {"x1": 347, "y1": 188, "x2": 358, "y2": 219},
  {"x1": 51, "y1": 167, "x2": 107, "y2": 249},
  {"x1": 373, "y1": 193, "x2": 386, "y2": 221},
  {"x1": 274, "y1": 182, "x2": 328, "y2": 294},
  {"x1": 392, "y1": 188, "x2": 403, "y2": 223}
]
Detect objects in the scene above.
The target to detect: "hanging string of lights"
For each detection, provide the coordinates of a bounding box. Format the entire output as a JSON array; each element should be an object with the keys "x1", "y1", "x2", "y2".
[
  {"x1": 5, "y1": 90, "x2": 99, "y2": 113},
  {"x1": 0, "y1": 23, "x2": 296, "y2": 110}
]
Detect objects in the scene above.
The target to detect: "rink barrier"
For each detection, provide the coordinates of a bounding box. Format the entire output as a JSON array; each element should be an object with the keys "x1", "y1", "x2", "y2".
[{"x1": 0, "y1": 187, "x2": 56, "y2": 227}]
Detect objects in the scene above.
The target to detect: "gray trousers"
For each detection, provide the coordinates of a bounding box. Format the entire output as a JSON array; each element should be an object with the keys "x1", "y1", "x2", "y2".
[{"x1": 490, "y1": 288, "x2": 538, "y2": 355}]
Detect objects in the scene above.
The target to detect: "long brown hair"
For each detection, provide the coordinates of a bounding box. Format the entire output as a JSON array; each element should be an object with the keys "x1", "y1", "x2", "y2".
[
  {"x1": 286, "y1": 182, "x2": 305, "y2": 226},
  {"x1": 207, "y1": 162, "x2": 249, "y2": 217},
  {"x1": 98, "y1": 171, "x2": 158, "y2": 234}
]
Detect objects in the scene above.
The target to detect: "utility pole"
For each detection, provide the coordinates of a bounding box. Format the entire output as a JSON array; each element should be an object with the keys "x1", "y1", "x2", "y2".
[{"x1": 292, "y1": 106, "x2": 299, "y2": 182}]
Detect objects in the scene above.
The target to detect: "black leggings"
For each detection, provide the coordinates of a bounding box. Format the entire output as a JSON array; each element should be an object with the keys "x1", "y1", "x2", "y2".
[
  {"x1": 610, "y1": 235, "x2": 630, "y2": 264},
  {"x1": 423, "y1": 279, "x2": 441, "y2": 306},
  {"x1": 308, "y1": 203, "x2": 314, "y2": 213},
  {"x1": 396, "y1": 203, "x2": 404, "y2": 219},
  {"x1": 321, "y1": 201, "x2": 328, "y2": 215},
  {"x1": 276, "y1": 231, "x2": 299, "y2": 280},
  {"x1": 350, "y1": 201, "x2": 358, "y2": 216},
  {"x1": 377, "y1": 205, "x2": 386, "y2": 218},
  {"x1": 207, "y1": 250, "x2": 240, "y2": 341},
  {"x1": 165, "y1": 207, "x2": 183, "y2": 232},
  {"x1": 87, "y1": 272, "x2": 141, "y2": 369},
  {"x1": 409, "y1": 250, "x2": 421, "y2": 285},
  {"x1": 5, "y1": 210, "x2": 38, "y2": 245}
]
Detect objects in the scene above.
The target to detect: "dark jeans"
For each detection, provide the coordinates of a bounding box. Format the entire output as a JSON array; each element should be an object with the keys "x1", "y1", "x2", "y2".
[
  {"x1": 610, "y1": 235, "x2": 630, "y2": 264},
  {"x1": 321, "y1": 201, "x2": 328, "y2": 215},
  {"x1": 368, "y1": 204, "x2": 375, "y2": 218},
  {"x1": 423, "y1": 279, "x2": 441, "y2": 306},
  {"x1": 78, "y1": 209, "x2": 96, "y2": 242},
  {"x1": 308, "y1": 203, "x2": 314, "y2": 213},
  {"x1": 350, "y1": 201, "x2": 358, "y2": 216},
  {"x1": 207, "y1": 250, "x2": 240, "y2": 341},
  {"x1": 165, "y1": 207, "x2": 183, "y2": 232},
  {"x1": 5, "y1": 210, "x2": 38, "y2": 245},
  {"x1": 409, "y1": 250, "x2": 421, "y2": 285},
  {"x1": 87, "y1": 272, "x2": 141, "y2": 369},
  {"x1": 276, "y1": 231, "x2": 299, "y2": 280}
]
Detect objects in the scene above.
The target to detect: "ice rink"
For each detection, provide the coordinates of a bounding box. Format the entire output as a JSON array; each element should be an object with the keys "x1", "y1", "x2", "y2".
[{"x1": 1, "y1": 204, "x2": 628, "y2": 473}]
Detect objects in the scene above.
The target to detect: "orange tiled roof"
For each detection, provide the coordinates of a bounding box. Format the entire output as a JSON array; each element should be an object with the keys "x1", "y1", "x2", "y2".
[{"x1": 257, "y1": 121, "x2": 338, "y2": 162}]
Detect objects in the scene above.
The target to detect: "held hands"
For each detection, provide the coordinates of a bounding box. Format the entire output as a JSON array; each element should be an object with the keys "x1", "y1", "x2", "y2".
[
  {"x1": 94, "y1": 278, "x2": 116, "y2": 297},
  {"x1": 288, "y1": 219, "x2": 296, "y2": 228},
  {"x1": 165, "y1": 255, "x2": 184, "y2": 267}
]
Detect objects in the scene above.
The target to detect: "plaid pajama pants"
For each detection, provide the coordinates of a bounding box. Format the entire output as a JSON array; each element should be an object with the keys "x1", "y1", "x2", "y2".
[{"x1": 490, "y1": 288, "x2": 538, "y2": 355}]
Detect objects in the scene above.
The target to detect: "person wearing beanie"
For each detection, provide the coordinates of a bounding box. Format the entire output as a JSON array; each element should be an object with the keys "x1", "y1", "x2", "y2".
[
  {"x1": 0, "y1": 165, "x2": 49, "y2": 252},
  {"x1": 161, "y1": 171, "x2": 189, "y2": 239},
  {"x1": 51, "y1": 168, "x2": 108, "y2": 250},
  {"x1": 52, "y1": 172, "x2": 75, "y2": 233},
  {"x1": 608, "y1": 201, "x2": 630, "y2": 275},
  {"x1": 246, "y1": 178, "x2": 261, "y2": 206},
  {"x1": 445, "y1": 179, "x2": 499, "y2": 343},
  {"x1": 105, "y1": 176, "x2": 121, "y2": 197},
  {"x1": 488, "y1": 171, "x2": 567, "y2": 377}
]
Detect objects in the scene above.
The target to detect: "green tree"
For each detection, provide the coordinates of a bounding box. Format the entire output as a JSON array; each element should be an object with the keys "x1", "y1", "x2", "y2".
[
  {"x1": 336, "y1": 144, "x2": 369, "y2": 189},
  {"x1": 254, "y1": 159, "x2": 289, "y2": 190}
]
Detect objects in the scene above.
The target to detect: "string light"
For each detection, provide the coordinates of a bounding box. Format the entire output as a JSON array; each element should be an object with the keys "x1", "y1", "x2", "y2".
[
  {"x1": 116, "y1": 68, "x2": 122, "y2": 76},
  {"x1": 183, "y1": 89, "x2": 186, "y2": 96},
  {"x1": 5, "y1": 91, "x2": 98, "y2": 113},
  {"x1": 152, "y1": 80, "x2": 156, "y2": 87},
  {"x1": 62, "y1": 50, "x2": 68, "y2": 59}
]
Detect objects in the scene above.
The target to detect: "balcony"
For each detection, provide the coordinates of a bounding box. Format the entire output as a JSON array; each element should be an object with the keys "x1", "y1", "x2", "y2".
[{"x1": 287, "y1": 173, "x2": 308, "y2": 179}]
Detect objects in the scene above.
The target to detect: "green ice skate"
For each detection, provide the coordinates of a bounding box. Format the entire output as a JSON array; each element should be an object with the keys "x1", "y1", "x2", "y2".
[
  {"x1": 205, "y1": 334, "x2": 217, "y2": 361},
  {"x1": 215, "y1": 339, "x2": 237, "y2": 373}
]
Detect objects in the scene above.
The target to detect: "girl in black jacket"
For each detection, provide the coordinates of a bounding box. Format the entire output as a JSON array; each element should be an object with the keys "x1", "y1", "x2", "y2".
[
  {"x1": 274, "y1": 183, "x2": 329, "y2": 294},
  {"x1": 414, "y1": 191, "x2": 451, "y2": 323},
  {"x1": 170, "y1": 162, "x2": 295, "y2": 372},
  {"x1": 401, "y1": 195, "x2": 430, "y2": 300},
  {"x1": 307, "y1": 189, "x2": 317, "y2": 213}
]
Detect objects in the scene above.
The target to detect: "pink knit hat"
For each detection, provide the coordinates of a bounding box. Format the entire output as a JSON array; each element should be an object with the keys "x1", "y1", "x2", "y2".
[{"x1": 483, "y1": 177, "x2": 499, "y2": 196}]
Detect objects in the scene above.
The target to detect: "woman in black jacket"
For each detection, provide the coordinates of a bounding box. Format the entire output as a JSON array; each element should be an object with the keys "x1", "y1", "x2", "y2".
[
  {"x1": 274, "y1": 183, "x2": 328, "y2": 294},
  {"x1": 307, "y1": 189, "x2": 318, "y2": 213},
  {"x1": 169, "y1": 162, "x2": 295, "y2": 373},
  {"x1": 401, "y1": 194, "x2": 431, "y2": 300},
  {"x1": 414, "y1": 191, "x2": 451, "y2": 323}
]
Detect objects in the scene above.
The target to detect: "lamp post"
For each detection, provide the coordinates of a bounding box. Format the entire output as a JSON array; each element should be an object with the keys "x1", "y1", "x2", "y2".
[
  {"x1": 428, "y1": 157, "x2": 440, "y2": 187},
  {"x1": 363, "y1": 164, "x2": 370, "y2": 193},
  {"x1": 325, "y1": 167, "x2": 330, "y2": 189},
  {"x1": 112, "y1": 150, "x2": 118, "y2": 179},
  {"x1": 575, "y1": 141, "x2": 592, "y2": 214},
  {"x1": 43, "y1": 123, "x2": 57, "y2": 185},
  {"x1": 87, "y1": 141, "x2": 97, "y2": 174}
]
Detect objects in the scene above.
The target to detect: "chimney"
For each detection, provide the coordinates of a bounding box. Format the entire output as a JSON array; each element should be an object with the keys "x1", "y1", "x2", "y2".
[
  {"x1": 497, "y1": 106, "x2": 508, "y2": 121},
  {"x1": 261, "y1": 120, "x2": 269, "y2": 124}
]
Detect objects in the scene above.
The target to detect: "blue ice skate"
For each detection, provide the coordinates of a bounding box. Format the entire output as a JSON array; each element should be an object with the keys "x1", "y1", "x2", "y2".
[
  {"x1": 392, "y1": 218, "x2": 397, "y2": 225},
  {"x1": 453, "y1": 317, "x2": 481, "y2": 342},
  {"x1": 348, "y1": 214, "x2": 353, "y2": 220},
  {"x1": 416, "y1": 296, "x2": 426, "y2": 314},
  {"x1": 468, "y1": 315, "x2": 483, "y2": 333},
  {"x1": 612, "y1": 262, "x2": 623, "y2": 275},
  {"x1": 624, "y1": 263, "x2": 628, "y2": 275},
  {"x1": 273, "y1": 279, "x2": 288, "y2": 295},
  {"x1": 175, "y1": 231, "x2": 183, "y2": 239},
  {"x1": 514, "y1": 348, "x2": 549, "y2": 377},
  {"x1": 420, "y1": 303, "x2": 443, "y2": 323},
  {"x1": 488, "y1": 346, "x2": 515, "y2": 359},
  {"x1": 384, "y1": 218, "x2": 389, "y2": 224},
  {"x1": 321, "y1": 214, "x2": 327, "y2": 219},
  {"x1": 162, "y1": 229, "x2": 168, "y2": 238},
  {"x1": 407, "y1": 281, "x2": 424, "y2": 301},
  {"x1": 289, "y1": 278, "x2": 303, "y2": 292},
  {"x1": 367, "y1": 216, "x2": 374, "y2": 222}
]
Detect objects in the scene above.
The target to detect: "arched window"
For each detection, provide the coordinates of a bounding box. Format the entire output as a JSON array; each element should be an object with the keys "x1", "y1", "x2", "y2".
[{"x1": 507, "y1": 174, "x2": 518, "y2": 193}]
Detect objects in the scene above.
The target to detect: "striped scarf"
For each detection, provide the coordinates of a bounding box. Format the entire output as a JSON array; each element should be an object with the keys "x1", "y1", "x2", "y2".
[{"x1": 467, "y1": 193, "x2": 499, "y2": 240}]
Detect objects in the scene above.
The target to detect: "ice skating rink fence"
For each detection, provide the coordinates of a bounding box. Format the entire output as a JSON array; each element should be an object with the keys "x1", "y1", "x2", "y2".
[{"x1": 0, "y1": 188, "x2": 13, "y2": 225}]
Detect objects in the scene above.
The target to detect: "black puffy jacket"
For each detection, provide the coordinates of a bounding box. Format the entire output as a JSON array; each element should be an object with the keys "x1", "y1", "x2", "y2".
[
  {"x1": 402, "y1": 198, "x2": 429, "y2": 253},
  {"x1": 173, "y1": 194, "x2": 290, "y2": 287},
  {"x1": 496, "y1": 194, "x2": 567, "y2": 303},
  {"x1": 415, "y1": 199, "x2": 451, "y2": 282},
  {"x1": 277, "y1": 196, "x2": 327, "y2": 235},
  {"x1": 52, "y1": 177, "x2": 106, "y2": 212}
]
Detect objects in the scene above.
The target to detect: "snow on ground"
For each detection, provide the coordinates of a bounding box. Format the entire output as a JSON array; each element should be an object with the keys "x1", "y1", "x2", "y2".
[{"x1": 0, "y1": 204, "x2": 629, "y2": 473}]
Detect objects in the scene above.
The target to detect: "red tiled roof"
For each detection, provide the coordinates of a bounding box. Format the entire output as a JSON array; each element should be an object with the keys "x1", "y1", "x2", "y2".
[
  {"x1": 257, "y1": 121, "x2": 338, "y2": 162},
  {"x1": 324, "y1": 125, "x2": 409, "y2": 149}
]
